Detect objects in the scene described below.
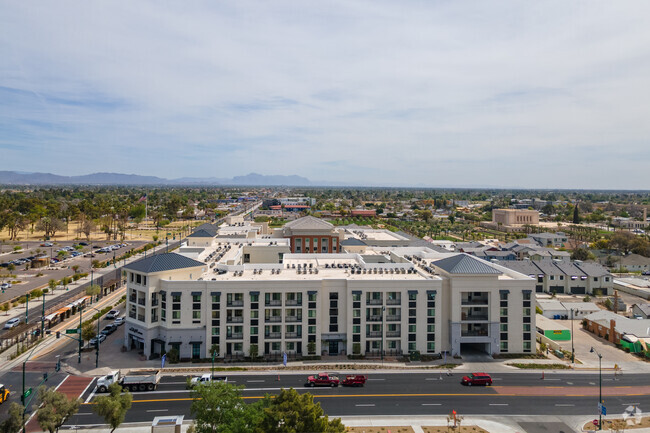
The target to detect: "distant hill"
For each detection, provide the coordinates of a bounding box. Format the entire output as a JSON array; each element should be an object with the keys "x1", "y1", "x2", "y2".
[{"x1": 0, "y1": 171, "x2": 311, "y2": 186}]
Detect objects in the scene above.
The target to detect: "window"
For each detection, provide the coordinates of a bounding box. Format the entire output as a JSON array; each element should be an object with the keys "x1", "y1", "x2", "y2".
[
  {"x1": 286, "y1": 342, "x2": 295, "y2": 351},
  {"x1": 329, "y1": 324, "x2": 338, "y2": 332},
  {"x1": 308, "y1": 293, "x2": 317, "y2": 302},
  {"x1": 130, "y1": 273, "x2": 134, "y2": 282},
  {"x1": 250, "y1": 293, "x2": 259, "y2": 302},
  {"x1": 136, "y1": 274, "x2": 142, "y2": 284},
  {"x1": 500, "y1": 324, "x2": 508, "y2": 332},
  {"x1": 352, "y1": 293, "x2": 361, "y2": 302},
  {"x1": 409, "y1": 292, "x2": 417, "y2": 301},
  {"x1": 192, "y1": 294, "x2": 200, "y2": 303},
  {"x1": 353, "y1": 309, "x2": 360, "y2": 318},
  {"x1": 352, "y1": 325, "x2": 360, "y2": 334},
  {"x1": 193, "y1": 311, "x2": 201, "y2": 319},
  {"x1": 500, "y1": 308, "x2": 508, "y2": 316},
  {"x1": 427, "y1": 292, "x2": 436, "y2": 301},
  {"x1": 427, "y1": 308, "x2": 435, "y2": 317},
  {"x1": 172, "y1": 294, "x2": 181, "y2": 303},
  {"x1": 192, "y1": 343, "x2": 201, "y2": 359},
  {"x1": 272, "y1": 342, "x2": 281, "y2": 351},
  {"x1": 172, "y1": 311, "x2": 180, "y2": 320},
  {"x1": 500, "y1": 342, "x2": 508, "y2": 352},
  {"x1": 308, "y1": 326, "x2": 316, "y2": 334},
  {"x1": 408, "y1": 342, "x2": 416, "y2": 352},
  {"x1": 500, "y1": 292, "x2": 508, "y2": 300},
  {"x1": 212, "y1": 327, "x2": 219, "y2": 335},
  {"x1": 143, "y1": 276, "x2": 147, "y2": 285},
  {"x1": 523, "y1": 341, "x2": 532, "y2": 352},
  {"x1": 250, "y1": 310, "x2": 259, "y2": 319},
  {"x1": 233, "y1": 343, "x2": 243, "y2": 352},
  {"x1": 308, "y1": 310, "x2": 316, "y2": 318},
  {"x1": 211, "y1": 294, "x2": 220, "y2": 303},
  {"x1": 408, "y1": 324, "x2": 416, "y2": 333},
  {"x1": 550, "y1": 275, "x2": 555, "y2": 280},
  {"x1": 523, "y1": 324, "x2": 531, "y2": 332},
  {"x1": 250, "y1": 327, "x2": 258, "y2": 335},
  {"x1": 523, "y1": 292, "x2": 531, "y2": 301},
  {"x1": 409, "y1": 309, "x2": 416, "y2": 317},
  {"x1": 212, "y1": 311, "x2": 220, "y2": 319},
  {"x1": 427, "y1": 342, "x2": 435, "y2": 352},
  {"x1": 427, "y1": 324, "x2": 435, "y2": 333},
  {"x1": 523, "y1": 308, "x2": 531, "y2": 316}
]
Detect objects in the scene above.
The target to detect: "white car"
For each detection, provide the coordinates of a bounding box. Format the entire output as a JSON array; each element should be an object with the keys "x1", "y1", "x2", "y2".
[
  {"x1": 114, "y1": 317, "x2": 125, "y2": 326},
  {"x1": 106, "y1": 310, "x2": 120, "y2": 319},
  {"x1": 190, "y1": 374, "x2": 228, "y2": 386},
  {"x1": 3, "y1": 318, "x2": 20, "y2": 329}
]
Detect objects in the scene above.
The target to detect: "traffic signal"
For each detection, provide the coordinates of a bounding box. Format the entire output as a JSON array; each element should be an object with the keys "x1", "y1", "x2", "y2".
[
  {"x1": 55, "y1": 360, "x2": 61, "y2": 372},
  {"x1": 56, "y1": 331, "x2": 60, "y2": 339},
  {"x1": 43, "y1": 372, "x2": 48, "y2": 381}
]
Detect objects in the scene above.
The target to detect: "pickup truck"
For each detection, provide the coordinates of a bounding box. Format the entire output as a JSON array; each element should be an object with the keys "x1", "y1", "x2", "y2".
[
  {"x1": 305, "y1": 373, "x2": 339, "y2": 387},
  {"x1": 189, "y1": 374, "x2": 228, "y2": 387},
  {"x1": 96, "y1": 370, "x2": 162, "y2": 392},
  {"x1": 341, "y1": 375, "x2": 367, "y2": 387}
]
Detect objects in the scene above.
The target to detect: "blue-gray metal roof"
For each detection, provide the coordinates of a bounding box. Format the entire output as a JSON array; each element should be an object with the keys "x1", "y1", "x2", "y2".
[
  {"x1": 187, "y1": 229, "x2": 216, "y2": 238},
  {"x1": 433, "y1": 254, "x2": 502, "y2": 275},
  {"x1": 124, "y1": 253, "x2": 205, "y2": 274}
]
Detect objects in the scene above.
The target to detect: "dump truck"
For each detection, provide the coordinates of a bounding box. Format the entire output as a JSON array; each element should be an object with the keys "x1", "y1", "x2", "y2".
[{"x1": 96, "y1": 370, "x2": 161, "y2": 392}]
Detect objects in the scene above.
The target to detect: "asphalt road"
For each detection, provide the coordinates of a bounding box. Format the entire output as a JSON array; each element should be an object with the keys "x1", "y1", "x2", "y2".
[{"x1": 63, "y1": 371, "x2": 650, "y2": 426}]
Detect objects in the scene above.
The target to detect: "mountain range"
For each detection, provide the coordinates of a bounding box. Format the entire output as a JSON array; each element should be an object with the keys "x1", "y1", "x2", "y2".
[{"x1": 0, "y1": 171, "x2": 312, "y2": 186}]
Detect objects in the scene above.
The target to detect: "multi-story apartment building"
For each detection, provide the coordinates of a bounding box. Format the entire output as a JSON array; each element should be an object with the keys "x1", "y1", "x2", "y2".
[{"x1": 123, "y1": 217, "x2": 535, "y2": 361}]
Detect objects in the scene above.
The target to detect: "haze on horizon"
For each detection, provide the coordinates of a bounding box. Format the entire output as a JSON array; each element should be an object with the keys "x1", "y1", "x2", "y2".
[{"x1": 1, "y1": 1, "x2": 649, "y2": 189}]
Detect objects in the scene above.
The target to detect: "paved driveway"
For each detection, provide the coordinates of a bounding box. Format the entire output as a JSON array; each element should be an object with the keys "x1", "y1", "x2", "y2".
[{"x1": 555, "y1": 319, "x2": 638, "y2": 368}]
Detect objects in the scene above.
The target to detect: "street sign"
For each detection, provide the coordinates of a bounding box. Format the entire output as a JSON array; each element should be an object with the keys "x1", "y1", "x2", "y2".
[
  {"x1": 601, "y1": 406, "x2": 607, "y2": 415},
  {"x1": 66, "y1": 328, "x2": 80, "y2": 334},
  {"x1": 23, "y1": 388, "x2": 32, "y2": 399}
]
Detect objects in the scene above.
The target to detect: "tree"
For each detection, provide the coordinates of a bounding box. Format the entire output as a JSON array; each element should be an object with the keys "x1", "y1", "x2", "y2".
[
  {"x1": 1, "y1": 303, "x2": 9, "y2": 315},
  {"x1": 48, "y1": 279, "x2": 57, "y2": 293},
  {"x1": 81, "y1": 218, "x2": 95, "y2": 241},
  {"x1": 92, "y1": 382, "x2": 132, "y2": 433},
  {"x1": 258, "y1": 388, "x2": 345, "y2": 433},
  {"x1": 81, "y1": 321, "x2": 97, "y2": 343},
  {"x1": 190, "y1": 382, "x2": 262, "y2": 433},
  {"x1": 36, "y1": 217, "x2": 65, "y2": 239},
  {"x1": 0, "y1": 402, "x2": 26, "y2": 433},
  {"x1": 36, "y1": 385, "x2": 80, "y2": 433},
  {"x1": 71, "y1": 265, "x2": 80, "y2": 274},
  {"x1": 85, "y1": 284, "x2": 101, "y2": 298},
  {"x1": 572, "y1": 205, "x2": 580, "y2": 224},
  {"x1": 571, "y1": 247, "x2": 594, "y2": 261}
]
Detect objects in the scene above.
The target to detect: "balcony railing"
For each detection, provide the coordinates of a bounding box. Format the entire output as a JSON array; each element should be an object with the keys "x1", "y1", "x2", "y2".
[
  {"x1": 151, "y1": 299, "x2": 159, "y2": 307},
  {"x1": 137, "y1": 315, "x2": 145, "y2": 322},
  {"x1": 386, "y1": 315, "x2": 401, "y2": 322},
  {"x1": 129, "y1": 296, "x2": 136, "y2": 303},
  {"x1": 461, "y1": 298, "x2": 489, "y2": 305},
  {"x1": 226, "y1": 333, "x2": 243, "y2": 339},
  {"x1": 285, "y1": 332, "x2": 301, "y2": 338},
  {"x1": 285, "y1": 300, "x2": 302, "y2": 306},
  {"x1": 386, "y1": 331, "x2": 401, "y2": 337},
  {"x1": 138, "y1": 299, "x2": 146, "y2": 306},
  {"x1": 265, "y1": 316, "x2": 282, "y2": 323},
  {"x1": 462, "y1": 315, "x2": 488, "y2": 321},
  {"x1": 366, "y1": 331, "x2": 382, "y2": 338},
  {"x1": 367, "y1": 315, "x2": 382, "y2": 322},
  {"x1": 285, "y1": 316, "x2": 302, "y2": 323},
  {"x1": 461, "y1": 330, "x2": 489, "y2": 337},
  {"x1": 265, "y1": 300, "x2": 282, "y2": 306},
  {"x1": 386, "y1": 299, "x2": 401, "y2": 305},
  {"x1": 227, "y1": 300, "x2": 244, "y2": 307},
  {"x1": 265, "y1": 332, "x2": 281, "y2": 339},
  {"x1": 129, "y1": 311, "x2": 136, "y2": 319},
  {"x1": 227, "y1": 316, "x2": 244, "y2": 323},
  {"x1": 366, "y1": 299, "x2": 383, "y2": 305}
]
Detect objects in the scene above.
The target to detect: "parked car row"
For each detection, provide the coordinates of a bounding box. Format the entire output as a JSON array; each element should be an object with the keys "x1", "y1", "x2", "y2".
[
  {"x1": 1, "y1": 255, "x2": 48, "y2": 267},
  {"x1": 96, "y1": 243, "x2": 128, "y2": 253}
]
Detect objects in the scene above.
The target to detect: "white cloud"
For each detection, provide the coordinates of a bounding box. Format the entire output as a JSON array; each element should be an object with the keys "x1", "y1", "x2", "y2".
[{"x1": 1, "y1": 1, "x2": 649, "y2": 188}]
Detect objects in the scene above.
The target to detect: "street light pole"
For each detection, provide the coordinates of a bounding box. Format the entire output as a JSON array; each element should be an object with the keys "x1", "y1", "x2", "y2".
[
  {"x1": 381, "y1": 305, "x2": 385, "y2": 365},
  {"x1": 25, "y1": 293, "x2": 29, "y2": 325},
  {"x1": 570, "y1": 309, "x2": 575, "y2": 364},
  {"x1": 41, "y1": 291, "x2": 46, "y2": 337},
  {"x1": 591, "y1": 347, "x2": 603, "y2": 430}
]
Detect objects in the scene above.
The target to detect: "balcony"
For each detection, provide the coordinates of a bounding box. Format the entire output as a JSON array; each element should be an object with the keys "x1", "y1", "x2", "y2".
[
  {"x1": 285, "y1": 300, "x2": 302, "y2": 306},
  {"x1": 366, "y1": 315, "x2": 382, "y2": 322},
  {"x1": 386, "y1": 298, "x2": 401, "y2": 305},
  {"x1": 285, "y1": 332, "x2": 301, "y2": 339},
  {"x1": 462, "y1": 314, "x2": 488, "y2": 322},
  {"x1": 227, "y1": 300, "x2": 244, "y2": 307},
  {"x1": 366, "y1": 331, "x2": 382, "y2": 338},
  {"x1": 137, "y1": 299, "x2": 146, "y2": 306},
  {"x1": 137, "y1": 315, "x2": 145, "y2": 322},
  {"x1": 151, "y1": 299, "x2": 159, "y2": 307},
  {"x1": 129, "y1": 311, "x2": 136, "y2": 319},
  {"x1": 227, "y1": 316, "x2": 244, "y2": 323},
  {"x1": 386, "y1": 331, "x2": 400, "y2": 338},
  {"x1": 386, "y1": 315, "x2": 401, "y2": 322},
  {"x1": 265, "y1": 300, "x2": 282, "y2": 306},
  {"x1": 461, "y1": 297, "x2": 488, "y2": 306},
  {"x1": 129, "y1": 296, "x2": 136, "y2": 303},
  {"x1": 461, "y1": 330, "x2": 489, "y2": 337},
  {"x1": 226, "y1": 333, "x2": 243, "y2": 340},
  {"x1": 265, "y1": 316, "x2": 282, "y2": 323},
  {"x1": 285, "y1": 316, "x2": 302, "y2": 323},
  {"x1": 366, "y1": 299, "x2": 383, "y2": 305},
  {"x1": 265, "y1": 332, "x2": 281, "y2": 339}
]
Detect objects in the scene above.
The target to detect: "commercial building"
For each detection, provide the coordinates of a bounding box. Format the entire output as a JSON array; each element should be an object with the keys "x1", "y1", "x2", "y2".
[
  {"x1": 123, "y1": 217, "x2": 536, "y2": 361},
  {"x1": 491, "y1": 209, "x2": 539, "y2": 229}
]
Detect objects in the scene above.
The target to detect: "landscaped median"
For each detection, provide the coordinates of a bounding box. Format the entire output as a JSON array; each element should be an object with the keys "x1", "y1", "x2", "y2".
[
  {"x1": 506, "y1": 362, "x2": 572, "y2": 369},
  {"x1": 152, "y1": 362, "x2": 462, "y2": 374},
  {"x1": 347, "y1": 427, "x2": 488, "y2": 433}
]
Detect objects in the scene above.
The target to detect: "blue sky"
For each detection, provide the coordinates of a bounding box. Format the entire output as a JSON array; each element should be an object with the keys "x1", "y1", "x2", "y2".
[{"x1": 1, "y1": 1, "x2": 649, "y2": 188}]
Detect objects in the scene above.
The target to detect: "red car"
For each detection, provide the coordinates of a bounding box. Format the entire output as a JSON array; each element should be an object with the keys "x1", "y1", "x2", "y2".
[
  {"x1": 341, "y1": 375, "x2": 367, "y2": 387},
  {"x1": 306, "y1": 373, "x2": 339, "y2": 387},
  {"x1": 461, "y1": 373, "x2": 492, "y2": 386}
]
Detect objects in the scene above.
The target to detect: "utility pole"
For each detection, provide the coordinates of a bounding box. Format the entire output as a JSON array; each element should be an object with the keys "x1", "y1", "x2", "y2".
[
  {"x1": 25, "y1": 293, "x2": 29, "y2": 325},
  {"x1": 570, "y1": 309, "x2": 575, "y2": 364},
  {"x1": 590, "y1": 347, "x2": 603, "y2": 430},
  {"x1": 41, "y1": 291, "x2": 46, "y2": 337}
]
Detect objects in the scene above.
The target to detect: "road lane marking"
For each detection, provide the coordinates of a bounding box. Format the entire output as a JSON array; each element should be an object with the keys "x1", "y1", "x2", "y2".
[
  {"x1": 84, "y1": 389, "x2": 97, "y2": 404},
  {"x1": 589, "y1": 382, "x2": 596, "y2": 385},
  {"x1": 367, "y1": 378, "x2": 385, "y2": 381},
  {"x1": 489, "y1": 404, "x2": 508, "y2": 406},
  {"x1": 566, "y1": 382, "x2": 573, "y2": 385},
  {"x1": 425, "y1": 378, "x2": 441, "y2": 381},
  {"x1": 247, "y1": 380, "x2": 264, "y2": 383},
  {"x1": 355, "y1": 404, "x2": 375, "y2": 407},
  {"x1": 622, "y1": 403, "x2": 640, "y2": 406},
  {"x1": 147, "y1": 409, "x2": 169, "y2": 413},
  {"x1": 421, "y1": 404, "x2": 442, "y2": 406},
  {"x1": 555, "y1": 404, "x2": 575, "y2": 407},
  {"x1": 543, "y1": 379, "x2": 561, "y2": 381}
]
